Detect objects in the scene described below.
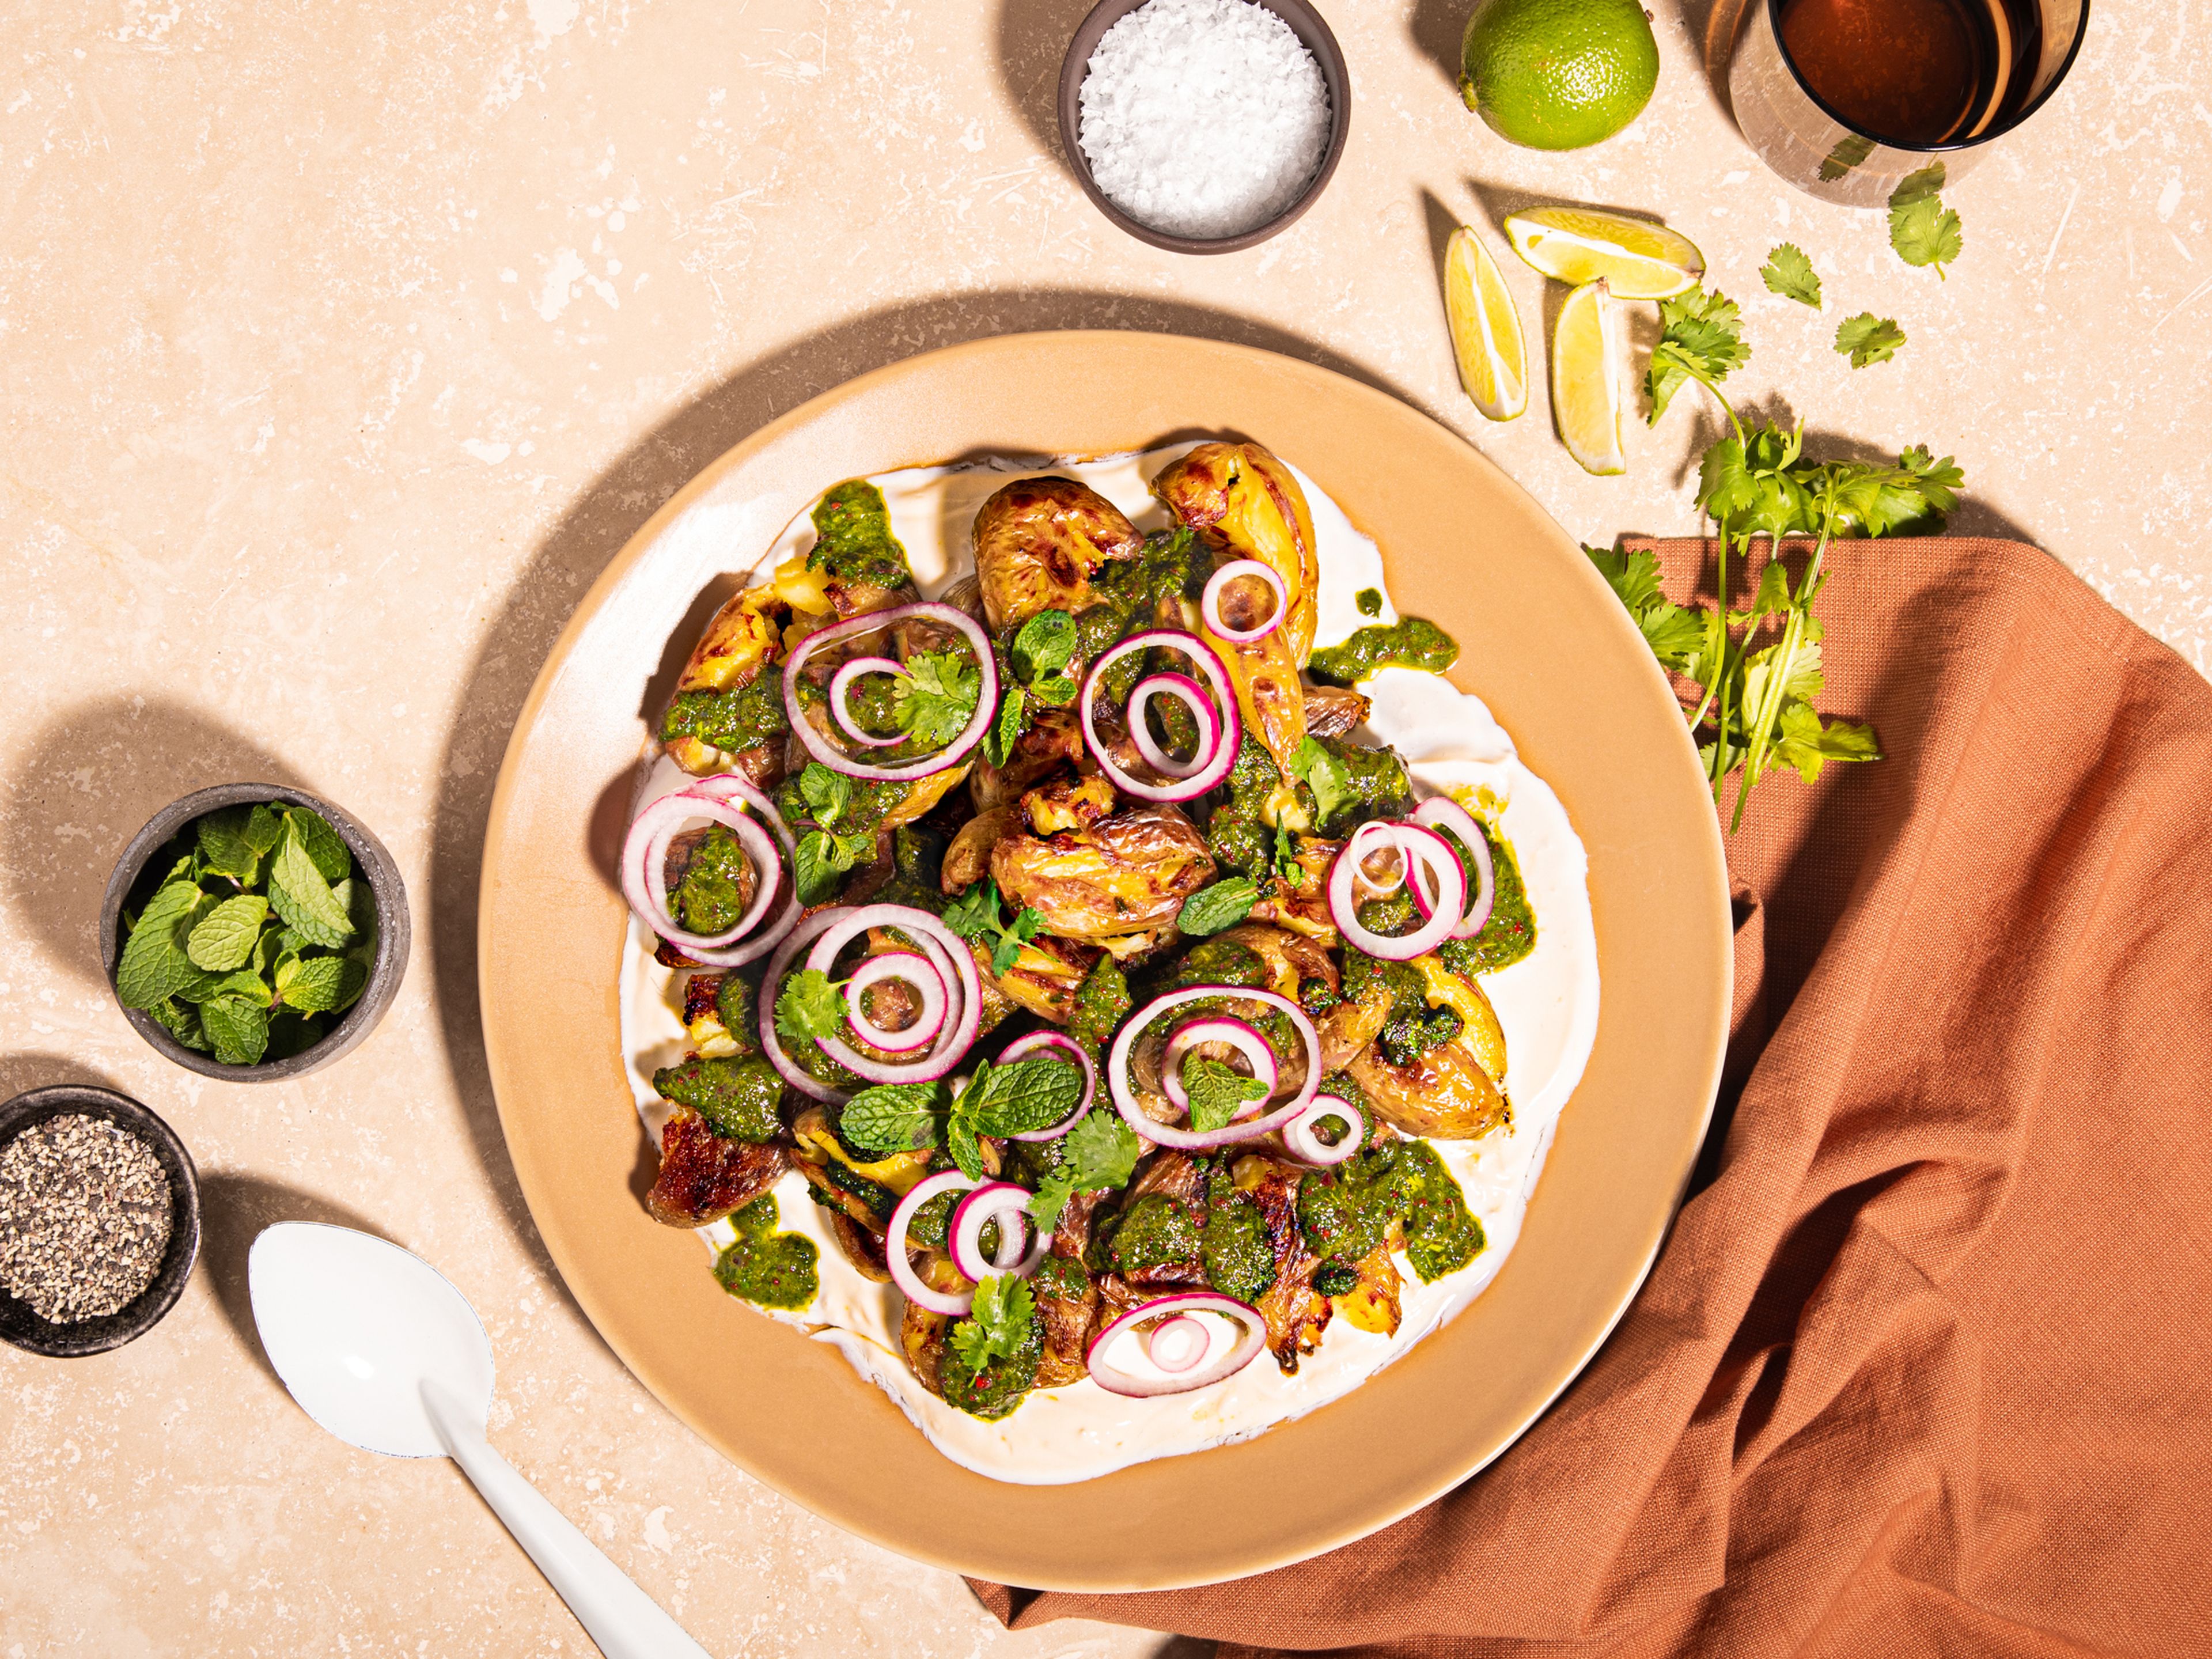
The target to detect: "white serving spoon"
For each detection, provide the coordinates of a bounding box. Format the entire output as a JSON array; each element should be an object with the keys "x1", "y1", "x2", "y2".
[{"x1": 248, "y1": 1222, "x2": 711, "y2": 1659}]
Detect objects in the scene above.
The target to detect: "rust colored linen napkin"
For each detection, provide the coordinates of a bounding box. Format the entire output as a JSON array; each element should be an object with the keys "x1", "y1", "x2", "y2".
[{"x1": 973, "y1": 535, "x2": 2212, "y2": 1656}]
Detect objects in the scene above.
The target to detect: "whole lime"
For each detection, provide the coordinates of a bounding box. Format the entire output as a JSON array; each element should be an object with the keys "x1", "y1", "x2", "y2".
[{"x1": 1459, "y1": 0, "x2": 1660, "y2": 151}]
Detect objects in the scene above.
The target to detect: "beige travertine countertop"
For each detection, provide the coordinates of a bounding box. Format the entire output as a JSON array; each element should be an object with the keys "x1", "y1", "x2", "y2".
[{"x1": 2, "y1": 0, "x2": 2205, "y2": 1652}]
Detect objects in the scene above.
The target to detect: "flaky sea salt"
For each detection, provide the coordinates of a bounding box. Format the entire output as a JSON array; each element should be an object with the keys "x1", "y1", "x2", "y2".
[{"x1": 1078, "y1": 0, "x2": 1332, "y2": 241}]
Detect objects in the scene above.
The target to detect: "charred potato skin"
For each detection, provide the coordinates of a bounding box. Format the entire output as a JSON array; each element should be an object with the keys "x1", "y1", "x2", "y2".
[
  {"x1": 972, "y1": 475, "x2": 1143, "y2": 633},
  {"x1": 645, "y1": 1109, "x2": 789, "y2": 1228},
  {"x1": 990, "y1": 802, "x2": 1215, "y2": 944},
  {"x1": 1347, "y1": 1037, "x2": 1510, "y2": 1142},
  {"x1": 1153, "y1": 442, "x2": 1320, "y2": 665}
]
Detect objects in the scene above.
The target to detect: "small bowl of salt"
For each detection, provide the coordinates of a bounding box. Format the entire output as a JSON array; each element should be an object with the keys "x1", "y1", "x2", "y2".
[{"x1": 1059, "y1": 0, "x2": 1350, "y2": 254}]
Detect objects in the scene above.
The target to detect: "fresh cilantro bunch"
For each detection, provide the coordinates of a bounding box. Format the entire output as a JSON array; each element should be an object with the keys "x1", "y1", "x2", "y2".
[
  {"x1": 838, "y1": 1055, "x2": 1091, "y2": 1180},
  {"x1": 1618, "y1": 287, "x2": 1965, "y2": 830},
  {"x1": 115, "y1": 801, "x2": 377, "y2": 1065},
  {"x1": 943, "y1": 877, "x2": 1045, "y2": 975},
  {"x1": 983, "y1": 609, "x2": 1083, "y2": 768},
  {"x1": 1025, "y1": 1107, "x2": 1142, "y2": 1233},
  {"x1": 951, "y1": 1273, "x2": 1035, "y2": 1371}
]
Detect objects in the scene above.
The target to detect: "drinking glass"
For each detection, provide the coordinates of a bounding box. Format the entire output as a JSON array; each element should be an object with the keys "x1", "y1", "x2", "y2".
[{"x1": 1729, "y1": 0, "x2": 2089, "y2": 206}]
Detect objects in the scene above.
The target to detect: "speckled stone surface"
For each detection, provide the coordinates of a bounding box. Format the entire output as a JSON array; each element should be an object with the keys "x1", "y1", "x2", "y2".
[{"x1": 1, "y1": 0, "x2": 2204, "y2": 1652}]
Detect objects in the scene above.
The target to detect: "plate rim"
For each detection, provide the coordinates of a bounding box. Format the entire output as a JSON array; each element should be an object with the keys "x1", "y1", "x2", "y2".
[{"x1": 479, "y1": 329, "x2": 1730, "y2": 1590}]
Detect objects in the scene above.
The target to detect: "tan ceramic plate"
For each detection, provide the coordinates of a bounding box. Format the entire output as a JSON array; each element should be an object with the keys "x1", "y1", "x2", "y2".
[{"x1": 480, "y1": 331, "x2": 1729, "y2": 1592}]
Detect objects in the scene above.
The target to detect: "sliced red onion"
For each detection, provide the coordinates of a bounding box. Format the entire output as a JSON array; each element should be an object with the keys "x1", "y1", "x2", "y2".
[
  {"x1": 759, "y1": 909, "x2": 853, "y2": 1104},
  {"x1": 1126, "y1": 672, "x2": 1217, "y2": 780},
  {"x1": 1396, "y1": 824, "x2": 1462, "y2": 923},
  {"x1": 1159, "y1": 1017, "x2": 1278, "y2": 1116},
  {"x1": 844, "y1": 950, "x2": 944, "y2": 1052},
  {"x1": 803, "y1": 903, "x2": 981, "y2": 1085},
  {"x1": 1078, "y1": 630, "x2": 1242, "y2": 803},
  {"x1": 827, "y1": 655, "x2": 910, "y2": 749},
  {"x1": 620, "y1": 787, "x2": 794, "y2": 968},
  {"x1": 948, "y1": 1181, "x2": 1050, "y2": 1282},
  {"x1": 1086, "y1": 1292, "x2": 1267, "y2": 1397},
  {"x1": 1145, "y1": 1315, "x2": 1208, "y2": 1373},
  {"x1": 783, "y1": 602, "x2": 997, "y2": 780},
  {"x1": 1341, "y1": 819, "x2": 1406, "y2": 897},
  {"x1": 1328, "y1": 820, "x2": 1464, "y2": 961},
  {"x1": 1282, "y1": 1093, "x2": 1366, "y2": 1167},
  {"x1": 1107, "y1": 986, "x2": 1320, "y2": 1151},
  {"x1": 1411, "y1": 795, "x2": 1497, "y2": 940},
  {"x1": 887, "y1": 1169, "x2": 976, "y2": 1317},
  {"x1": 670, "y1": 774, "x2": 805, "y2": 967},
  {"x1": 1200, "y1": 559, "x2": 1288, "y2": 645},
  {"x1": 997, "y1": 1031, "x2": 1096, "y2": 1142}
]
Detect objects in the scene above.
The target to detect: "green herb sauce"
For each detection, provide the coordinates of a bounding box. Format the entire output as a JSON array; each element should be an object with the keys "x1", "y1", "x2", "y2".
[
  {"x1": 652, "y1": 1055, "x2": 785, "y2": 1142},
  {"x1": 1385, "y1": 1139, "x2": 1486, "y2": 1282},
  {"x1": 1102, "y1": 1194, "x2": 1200, "y2": 1275},
  {"x1": 1438, "y1": 820, "x2": 1537, "y2": 975},
  {"x1": 807, "y1": 479, "x2": 911, "y2": 590},
  {"x1": 713, "y1": 965, "x2": 764, "y2": 1058},
  {"x1": 1200, "y1": 1193, "x2": 1277, "y2": 1303},
  {"x1": 1067, "y1": 955, "x2": 1132, "y2": 1055},
  {"x1": 713, "y1": 1194, "x2": 820, "y2": 1310},
  {"x1": 939, "y1": 1306, "x2": 1043, "y2": 1419},
  {"x1": 668, "y1": 824, "x2": 756, "y2": 936},
  {"x1": 659, "y1": 677, "x2": 788, "y2": 754},
  {"x1": 1308, "y1": 616, "x2": 1460, "y2": 685},
  {"x1": 1031, "y1": 1253, "x2": 1090, "y2": 1302},
  {"x1": 1354, "y1": 588, "x2": 1383, "y2": 618}
]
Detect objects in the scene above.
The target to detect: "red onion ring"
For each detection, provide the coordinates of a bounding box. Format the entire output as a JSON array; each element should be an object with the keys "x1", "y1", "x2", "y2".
[
  {"x1": 802, "y1": 903, "x2": 981, "y2": 1085},
  {"x1": 1086, "y1": 1292, "x2": 1267, "y2": 1397},
  {"x1": 1411, "y1": 795, "x2": 1498, "y2": 940},
  {"x1": 1078, "y1": 630, "x2": 1242, "y2": 803},
  {"x1": 1396, "y1": 824, "x2": 1462, "y2": 923},
  {"x1": 783, "y1": 602, "x2": 997, "y2": 780},
  {"x1": 1108, "y1": 986, "x2": 1320, "y2": 1151},
  {"x1": 671, "y1": 774, "x2": 804, "y2": 966},
  {"x1": 844, "y1": 950, "x2": 944, "y2": 1053},
  {"x1": 887, "y1": 1169, "x2": 976, "y2": 1317},
  {"x1": 1159, "y1": 1017, "x2": 1278, "y2": 1116},
  {"x1": 1126, "y1": 672, "x2": 1217, "y2": 780},
  {"x1": 758, "y1": 909, "x2": 853, "y2": 1104},
  {"x1": 620, "y1": 787, "x2": 795, "y2": 968},
  {"x1": 948, "y1": 1181, "x2": 1049, "y2": 1282},
  {"x1": 1328, "y1": 820, "x2": 1465, "y2": 961},
  {"x1": 1145, "y1": 1314, "x2": 1208, "y2": 1373},
  {"x1": 1342, "y1": 820, "x2": 1406, "y2": 897},
  {"x1": 827, "y1": 655, "x2": 910, "y2": 749},
  {"x1": 1282, "y1": 1093, "x2": 1366, "y2": 1167},
  {"x1": 997, "y1": 1031, "x2": 1097, "y2": 1142},
  {"x1": 1200, "y1": 559, "x2": 1288, "y2": 645}
]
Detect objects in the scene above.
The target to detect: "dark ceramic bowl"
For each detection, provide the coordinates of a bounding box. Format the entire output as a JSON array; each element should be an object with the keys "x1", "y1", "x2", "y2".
[
  {"x1": 0, "y1": 1085, "x2": 202, "y2": 1358},
  {"x1": 98, "y1": 783, "x2": 411, "y2": 1082},
  {"x1": 1057, "y1": 0, "x2": 1351, "y2": 255}
]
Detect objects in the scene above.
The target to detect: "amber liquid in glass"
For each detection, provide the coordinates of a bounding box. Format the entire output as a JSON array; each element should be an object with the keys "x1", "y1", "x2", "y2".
[{"x1": 1778, "y1": 0, "x2": 2041, "y2": 146}]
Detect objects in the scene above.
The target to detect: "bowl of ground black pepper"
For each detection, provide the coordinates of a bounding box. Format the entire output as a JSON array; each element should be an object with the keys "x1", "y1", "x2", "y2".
[
  {"x1": 99, "y1": 782, "x2": 411, "y2": 1082},
  {"x1": 0, "y1": 1085, "x2": 202, "y2": 1358}
]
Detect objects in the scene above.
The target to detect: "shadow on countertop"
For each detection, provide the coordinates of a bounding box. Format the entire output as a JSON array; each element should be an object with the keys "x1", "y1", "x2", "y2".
[{"x1": 196, "y1": 1172, "x2": 396, "y2": 1389}]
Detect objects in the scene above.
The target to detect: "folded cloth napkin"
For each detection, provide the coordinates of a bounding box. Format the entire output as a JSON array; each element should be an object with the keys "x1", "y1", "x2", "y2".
[{"x1": 974, "y1": 536, "x2": 2212, "y2": 1657}]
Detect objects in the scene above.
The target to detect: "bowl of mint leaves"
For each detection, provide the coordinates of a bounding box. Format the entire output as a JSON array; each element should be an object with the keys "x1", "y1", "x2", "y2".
[{"x1": 98, "y1": 784, "x2": 411, "y2": 1080}]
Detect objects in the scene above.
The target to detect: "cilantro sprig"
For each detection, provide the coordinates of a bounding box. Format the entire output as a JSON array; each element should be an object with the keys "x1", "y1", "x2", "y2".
[
  {"x1": 1835, "y1": 312, "x2": 1907, "y2": 369},
  {"x1": 950, "y1": 1274, "x2": 1035, "y2": 1371},
  {"x1": 1760, "y1": 243, "x2": 1821, "y2": 308},
  {"x1": 943, "y1": 876, "x2": 1046, "y2": 976},
  {"x1": 1025, "y1": 1107, "x2": 1142, "y2": 1234},
  {"x1": 1619, "y1": 287, "x2": 1965, "y2": 830}
]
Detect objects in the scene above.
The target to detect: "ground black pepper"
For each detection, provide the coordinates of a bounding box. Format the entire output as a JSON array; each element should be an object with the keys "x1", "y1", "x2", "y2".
[{"x1": 0, "y1": 1115, "x2": 173, "y2": 1323}]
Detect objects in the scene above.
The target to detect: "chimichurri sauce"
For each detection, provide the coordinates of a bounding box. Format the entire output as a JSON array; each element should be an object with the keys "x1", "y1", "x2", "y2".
[
  {"x1": 714, "y1": 1194, "x2": 820, "y2": 1310},
  {"x1": 1308, "y1": 616, "x2": 1459, "y2": 685}
]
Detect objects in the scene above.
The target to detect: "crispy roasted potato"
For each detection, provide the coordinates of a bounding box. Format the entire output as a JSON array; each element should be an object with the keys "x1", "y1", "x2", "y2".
[
  {"x1": 943, "y1": 804, "x2": 1017, "y2": 893},
  {"x1": 680, "y1": 972, "x2": 743, "y2": 1058},
  {"x1": 1211, "y1": 923, "x2": 1335, "y2": 1001},
  {"x1": 1348, "y1": 1037, "x2": 1510, "y2": 1141},
  {"x1": 1247, "y1": 837, "x2": 1340, "y2": 942},
  {"x1": 1302, "y1": 683, "x2": 1371, "y2": 740},
  {"x1": 645, "y1": 1109, "x2": 787, "y2": 1228},
  {"x1": 661, "y1": 586, "x2": 789, "y2": 779},
  {"x1": 990, "y1": 802, "x2": 1214, "y2": 944},
  {"x1": 969, "y1": 706, "x2": 1084, "y2": 813},
  {"x1": 1022, "y1": 772, "x2": 1118, "y2": 836},
  {"x1": 1232, "y1": 1154, "x2": 1332, "y2": 1372},
  {"x1": 1415, "y1": 956, "x2": 1508, "y2": 1084},
  {"x1": 1153, "y1": 442, "x2": 1320, "y2": 664},
  {"x1": 1205, "y1": 617, "x2": 1308, "y2": 794},
  {"x1": 972, "y1": 475, "x2": 1142, "y2": 632}
]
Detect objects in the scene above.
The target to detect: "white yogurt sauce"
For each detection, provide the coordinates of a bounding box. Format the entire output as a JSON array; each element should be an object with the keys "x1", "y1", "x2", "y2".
[{"x1": 616, "y1": 448, "x2": 1599, "y2": 1484}]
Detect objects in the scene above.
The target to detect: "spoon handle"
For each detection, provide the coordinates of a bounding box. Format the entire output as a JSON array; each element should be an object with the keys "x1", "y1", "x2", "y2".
[{"x1": 423, "y1": 1382, "x2": 712, "y2": 1659}]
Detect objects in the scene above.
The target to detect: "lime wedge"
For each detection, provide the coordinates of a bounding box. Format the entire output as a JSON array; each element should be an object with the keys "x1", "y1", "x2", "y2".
[
  {"x1": 1505, "y1": 206, "x2": 1703, "y2": 301},
  {"x1": 1444, "y1": 226, "x2": 1528, "y2": 422},
  {"x1": 1552, "y1": 279, "x2": 1625, "y2": 476}
]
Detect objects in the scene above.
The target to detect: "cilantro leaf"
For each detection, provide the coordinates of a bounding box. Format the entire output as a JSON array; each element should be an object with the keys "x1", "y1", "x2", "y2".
[
  {"x1": 840, "y1": 1080, "x2": 949, "y2": 1152},
  {"x1": 774, "y1": 967, "x2": 844, "y2": 1044},
  {"x1": 1835, "y1": 313, "x2": 1906, "y2": 369},
  {"x1": 1646, "y1": 286, "x2": 1749, "y2": 425},
  {"x1": 1888, "y1": 164, "x2": 1962, "y2": 279},
  {"x1": 1182, "y1": 1056, "x2": 1268, "y2": 1134},
  {"x1": 1770, "y1": 702, "x2": 1881, "y2": 782},
  {"x1": 1586, "y1": 547, "x2": 1705, "y2": 672},
  {"x1": 950, "y1": 1274, "x2": 1035, "y2": 1370},
  {"x1": 1287, "y1": 737, "x2": 1354, "y2": 829},
  {"x1": 1025, "y1": 1108, "x2": 1143, "y2": 1233},
  {"x1": 1177, "y1": 877, "x2": 1259, "y2": 937},
  {"x1": 942, "y1": 878, "x2": 1044, "y2": 976},
  {"x1": 962, "y1": 1056, "x2": 1087, "y2": 1138},
  {"x1": 1760, "y1": 243, "x2": 1822, "y2": 308},
  {"x1": 895, "y1": 650, "x2": 982, "y2": 749}
]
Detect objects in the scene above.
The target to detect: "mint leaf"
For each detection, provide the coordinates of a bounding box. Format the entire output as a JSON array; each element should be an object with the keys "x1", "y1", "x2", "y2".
[
  {"x1": 1010, "y1": 610, "x2": 1077, "y2": 681},
  {"x1": 982, "y1": 683, "x2": 1028, "y2": 767},
  {"x1": 1760, "y1": 243, "x2": 1821, "y2": 308},
  {"x1": 147, "y1": 996, "x2": 212, "y2": 1053},
  {"x1": 276, "y1": 953, "x2": 348, "y2": 1014},
  {"x1": 201, "y1": 968, "x2": 275, "y2": 1006},
  {"x1": 267, "y1": 1010, "x2": 325, "y2": 1060},
  {"x1": 797, "y1": 763, "x2": 851, "y2": 829},
  {"x1": 115, "y1": 880, "x2": 209, "y2": 1009},
  {"x1": 894, "y1": 650, "x2": 982, "y2": 749},
  {"x1": 1287, "y1": 737, "x2": 1354, "y2": 828},
  {"x1": 1177, "y1": 877, "x2": 1258, "y2": 937},
  {"x1": 203, "y1": 995, "x2": 271, "y2": 1066},
  {"x1": 840, "y1": 1081, "x2": 949, "y2": 1152},
  {"x1": 1182, "y1": 1056, "x2": 1267, "y2": 1133},
  {"x1": 242, "y1": 804, "x2": 285, "y2": 856},
  {"x1": 270, "y1": 832, "x2": 354, "y2": 948},
  {"x1": 185, "y1": 894, "x2": 270, "y2": 972},
  {"x1": 283, "y1": 807, "x2": 351, "y2": 885},
  {"x1": 331, "y1": 956, "x2": 370, "y2": 1015},
  {"x1": 963, "y1": 1056, "x2": 1086, "y2": 1138},
  {"x1": 774, "y1": 967, "x2": 844, "y2": 1046},
  {"x1": 950, "y1": 1274, "x2": 1034, "y2": 1370},
  {"x1": 793, "y1": 828, "x2": 870, "y2": 905},
  {"x1": 195, "y1": 808, "x2": 263, "y2": 884},
  {"x1": 948, "y1": 1115, "x2": 984, "y2": 1182},
  {"x1": 1835, "y1": 313, "x2": 1906, "y2": 369}
]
